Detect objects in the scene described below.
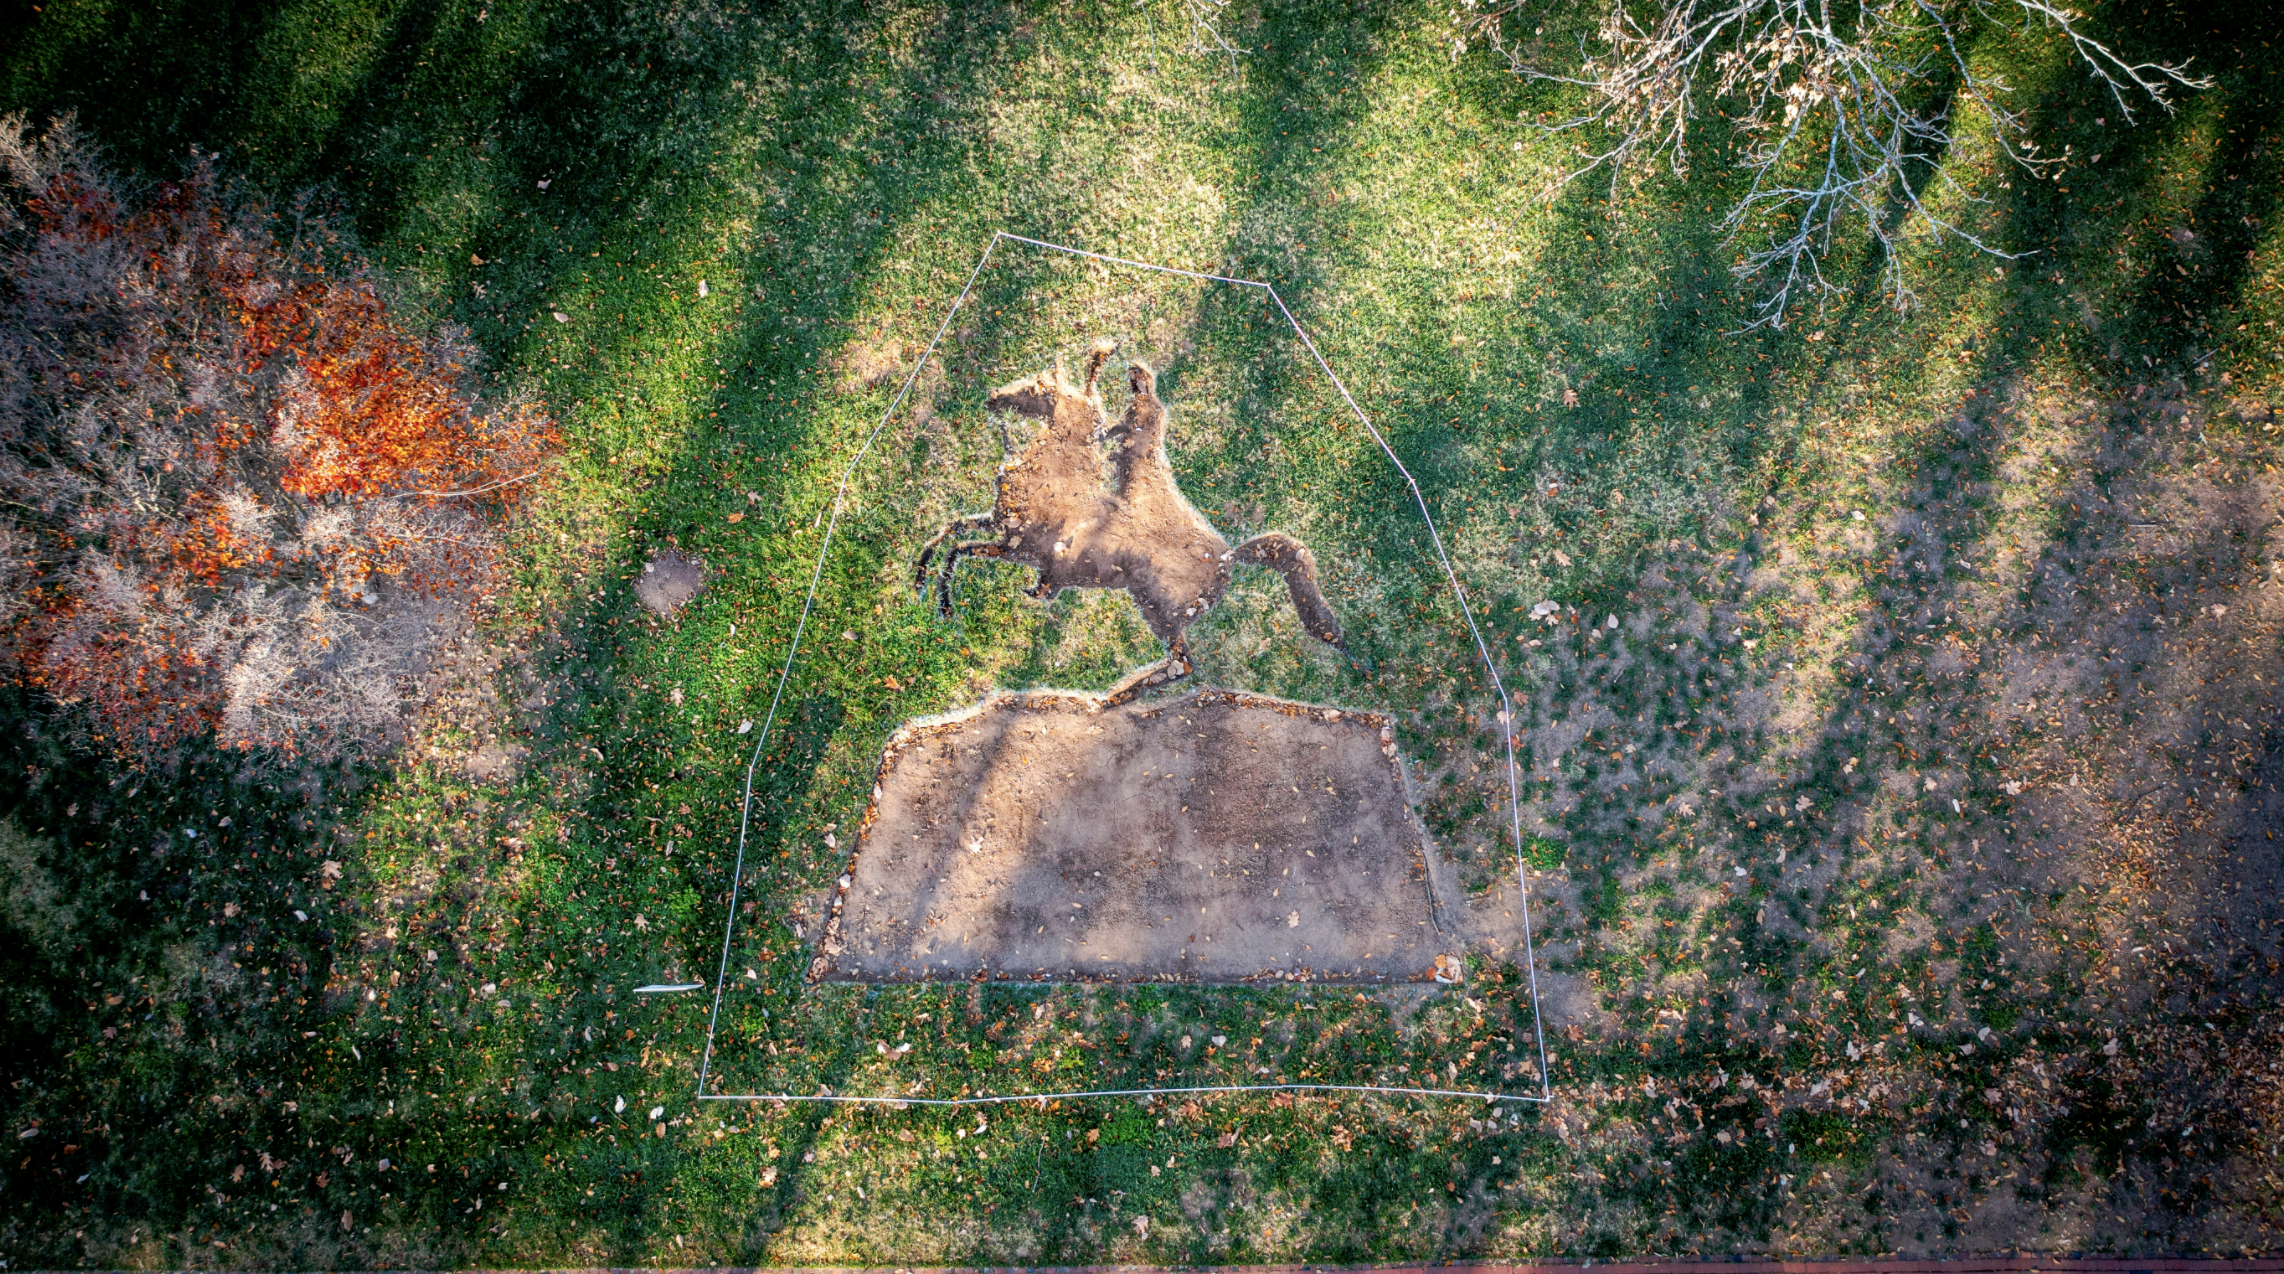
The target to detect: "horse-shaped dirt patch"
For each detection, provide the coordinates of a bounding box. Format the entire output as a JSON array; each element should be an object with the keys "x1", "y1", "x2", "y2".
[{"x1": 916, "y1": 340, "x2": 1345, "y2": 701}]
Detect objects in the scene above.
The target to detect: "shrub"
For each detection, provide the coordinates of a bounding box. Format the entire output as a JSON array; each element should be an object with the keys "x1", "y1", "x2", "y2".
[{"x1": 0, "y1": 114, "x2": 557, "y2": 760}]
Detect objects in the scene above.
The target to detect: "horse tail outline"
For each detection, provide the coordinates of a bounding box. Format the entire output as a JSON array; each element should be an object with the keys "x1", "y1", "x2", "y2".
[{"x1": 1234, "y1": 532, "x2": 1345, "y2": 650}]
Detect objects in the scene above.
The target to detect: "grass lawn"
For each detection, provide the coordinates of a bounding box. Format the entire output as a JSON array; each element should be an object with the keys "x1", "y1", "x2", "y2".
[{"x1": 2, "y1": 0, "x2": 2282, "y2": 1265}]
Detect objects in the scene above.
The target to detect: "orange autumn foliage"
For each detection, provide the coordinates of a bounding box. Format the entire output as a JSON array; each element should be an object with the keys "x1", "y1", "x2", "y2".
[{"x1": 0, "y1": 115, "x2": 558, "y2": 759}]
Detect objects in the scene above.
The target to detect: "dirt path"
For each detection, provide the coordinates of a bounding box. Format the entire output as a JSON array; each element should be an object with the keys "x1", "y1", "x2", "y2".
[{"x1": 819, "y1": 689, "x2": 1468, "y2": 985}]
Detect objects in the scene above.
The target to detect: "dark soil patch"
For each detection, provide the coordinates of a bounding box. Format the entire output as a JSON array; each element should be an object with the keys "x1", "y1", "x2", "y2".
[{"x1": 820, "y1": 688, "x2": 1468, "y2": 984}]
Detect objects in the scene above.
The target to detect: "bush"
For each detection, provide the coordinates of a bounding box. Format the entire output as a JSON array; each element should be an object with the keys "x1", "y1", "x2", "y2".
[{"x1": 0, "y1": 114, "x2": 557, "y2": 760}]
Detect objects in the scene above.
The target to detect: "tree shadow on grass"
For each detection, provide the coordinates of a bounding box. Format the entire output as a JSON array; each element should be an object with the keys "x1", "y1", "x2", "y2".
[
  {"x1": 1562, "y1": 4, "x2": 2284, "y2": 1251},
  {"x1": 1999, "y1": 0, "x2": 2284, "y2": 376},
  {"x1": 0, "y1": 689, "x2": 384, "y2": 1262},
  {"x1": 0, "y1": 0, "x2": 349, "y2": 177},
  {"x1": 0, "y1": 0, "x2": 1044, "y2": 1266},
  {"x1": 1431, "y1": 3, "x2": 2283, "y2": 1255},
  {"x1": 498, "y1": 16, "x2": 1065, "y2": 1268}
]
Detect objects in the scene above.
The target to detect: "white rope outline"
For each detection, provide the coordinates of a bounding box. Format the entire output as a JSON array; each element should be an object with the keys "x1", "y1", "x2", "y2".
[{"x1": 696, "y1": 232, "x2": 1552, "y2": 1108}]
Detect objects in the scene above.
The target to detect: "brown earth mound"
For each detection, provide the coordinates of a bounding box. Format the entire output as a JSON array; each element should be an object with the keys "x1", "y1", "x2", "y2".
[{"x1": 816, "y1": 689, "x2": 1470, "y2": 985}]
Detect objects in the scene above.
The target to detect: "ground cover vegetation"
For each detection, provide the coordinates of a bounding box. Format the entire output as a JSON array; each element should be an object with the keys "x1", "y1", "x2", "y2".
[{"x1": 0, "y1": 0, "x2": 2279, "y2": 1265}]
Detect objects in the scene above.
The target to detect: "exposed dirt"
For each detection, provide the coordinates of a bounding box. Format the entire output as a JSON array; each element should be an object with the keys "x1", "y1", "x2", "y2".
[
  {"x1": 915, "y1": 344, "x2": 1343, "y2": 697},
  {"x1": 819, "y1": 688, "x2": 1481, "y2": 985},
  {"x1": 463, "y1": 739, "x2": 527, "y2": 784},
  {"x1": 635, "y1": 549, "x2": 706, "y2": 615},
  {"x1": 839, "y1": 337, "x2": 905, "y2": 391}
]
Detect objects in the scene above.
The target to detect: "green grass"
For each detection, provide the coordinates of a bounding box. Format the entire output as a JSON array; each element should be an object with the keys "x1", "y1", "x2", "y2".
[{"x1": 3, "y1": 0, "x2": 2283, "y2": 1265}]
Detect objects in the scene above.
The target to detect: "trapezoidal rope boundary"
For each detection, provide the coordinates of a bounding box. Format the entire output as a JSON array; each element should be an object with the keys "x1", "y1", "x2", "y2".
[{"x1": 696, "y1": 231, "x2": 1552, "y2": 1108}]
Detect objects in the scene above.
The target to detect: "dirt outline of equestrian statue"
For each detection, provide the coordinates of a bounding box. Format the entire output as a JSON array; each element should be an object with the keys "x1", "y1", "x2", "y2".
[{"x1": 914, "y1": 339, "x2": 1347, "y2": 703}]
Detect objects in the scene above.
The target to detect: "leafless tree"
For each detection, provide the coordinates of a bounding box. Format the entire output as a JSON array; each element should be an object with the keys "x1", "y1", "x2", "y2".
[{"x1": 1454, "y1": 0, "x2": 2207, "y2": 329}]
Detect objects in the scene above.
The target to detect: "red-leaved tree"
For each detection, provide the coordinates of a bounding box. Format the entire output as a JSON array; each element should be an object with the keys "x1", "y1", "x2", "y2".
[{"x1": 0, "y1": 115, "x2": 558, "y2": 760}]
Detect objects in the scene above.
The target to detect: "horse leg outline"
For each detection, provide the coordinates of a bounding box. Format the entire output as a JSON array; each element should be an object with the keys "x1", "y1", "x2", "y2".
[
  {"x1": 935, "y1": 539, "x2": 1007, "y2": 618},
  {"x1": 914, "y1": 512, "x2": 994, "y2": 599}
]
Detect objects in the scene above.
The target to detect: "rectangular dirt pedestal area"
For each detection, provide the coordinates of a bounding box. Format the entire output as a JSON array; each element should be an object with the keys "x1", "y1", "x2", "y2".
[{"x1": 822, "y1": 689, "x2": 1459, "y2": 983}]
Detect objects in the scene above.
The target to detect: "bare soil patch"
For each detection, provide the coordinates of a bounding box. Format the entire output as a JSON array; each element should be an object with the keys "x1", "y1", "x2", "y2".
[
  {"x1": 463, "y1": 739, "x2": 527, "y2": 784},
  {"x1": 839, "y1": 337, "x2": 905, "y2": 390},
  {"x1": 819, "y1": 688, "x2": 1470, "y2": 984},
  {"x1": 635, "y1": 549, "x2": 706, "y2": 615}
]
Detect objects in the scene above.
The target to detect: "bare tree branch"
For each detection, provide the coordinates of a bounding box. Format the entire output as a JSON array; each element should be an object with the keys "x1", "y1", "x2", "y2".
[{"x1": 1454, "y1": 0, "x2": 2208, "y2": 330}]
